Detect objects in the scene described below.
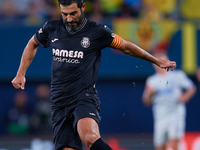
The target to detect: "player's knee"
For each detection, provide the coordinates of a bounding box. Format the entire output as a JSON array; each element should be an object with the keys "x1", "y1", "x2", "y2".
[{"x1": 81, "y1": 132, "x2": 100, "y2": 148}]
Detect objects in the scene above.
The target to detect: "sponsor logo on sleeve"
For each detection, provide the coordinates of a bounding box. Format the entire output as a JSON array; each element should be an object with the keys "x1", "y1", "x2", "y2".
[{"x1": 38, "y1": 28, "x2": 43, "y2": 34}]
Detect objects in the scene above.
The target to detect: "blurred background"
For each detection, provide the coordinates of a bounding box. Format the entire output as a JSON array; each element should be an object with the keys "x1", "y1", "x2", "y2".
[{"x1": 0, "y1": 0, "x2": 200, "y2": 149}]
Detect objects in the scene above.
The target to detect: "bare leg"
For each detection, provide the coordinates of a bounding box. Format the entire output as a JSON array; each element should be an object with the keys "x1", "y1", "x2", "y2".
[
  {"x1": 155, "y1": 145, "x2": 166, "y2": 150},
  {"x1": 168, "y1": 139, "x2": 179, "y2": 150},
  {"x1": 77, "y1": 117, "x2": 101, "y2": 148}
]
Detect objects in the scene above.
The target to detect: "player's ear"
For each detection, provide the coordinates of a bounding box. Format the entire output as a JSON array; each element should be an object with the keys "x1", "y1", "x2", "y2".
[{"x1": 81, "y1": 3, "x2": 85, "y2": 12}]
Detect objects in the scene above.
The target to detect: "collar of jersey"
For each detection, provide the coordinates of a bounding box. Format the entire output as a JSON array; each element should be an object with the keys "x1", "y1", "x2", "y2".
[{"x1": 65, "y1": 18, "x2": 87, "y2": 34}]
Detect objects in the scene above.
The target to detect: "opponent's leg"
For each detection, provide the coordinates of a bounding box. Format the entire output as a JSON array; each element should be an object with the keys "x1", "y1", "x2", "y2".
[
  {"x1": 77, "y1": 117, "x2": 112, "y2": 150},
  {"x1": 168, "y1": 139, "x2": 179, "y2": 150},
  {"x1": 155, "y1": 145, "x2": 166, "y2": 150}
]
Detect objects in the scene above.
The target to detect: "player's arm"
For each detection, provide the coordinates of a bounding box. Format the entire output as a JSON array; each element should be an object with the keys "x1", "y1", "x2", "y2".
[
  {"x1": 110, "y1": 34, "x2": 176, "y2": 71},
  {"x1": 11, "y1": 36, "x2": 39, "y2": 90},
  {"x1": 179, "y1": 86, "x2": 196, "y2": 103},
  {"x1": 142, "y1": 84, "x2": 155, "y2": 106}
]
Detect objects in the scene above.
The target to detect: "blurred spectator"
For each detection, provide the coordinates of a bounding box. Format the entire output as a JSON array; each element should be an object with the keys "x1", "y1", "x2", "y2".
[
  {"x1": 30, "y1": 84, "x2": 52, "y2": 134},
  {"x1": 46, "y1": 1, "x2": 61, "y2": 20},
  {"x1": 154, "y1": 0, "x2": 177, "y2": 18},
  {"x1": 140, "y1": 0, "x2": 178, "y2": 21},
  {"x1": 0, "y1": 0, "x2": 60, "y2": 26},
  {"x1": 118, "y1": 0, "x2": 141, "y2": 18},
  {"x1": 24, "y1": 0, "x2": 61, "y2": 26},
  {"x1": 31, "y1": 0, "x2": 49, "y2": 20},
  {"x1": 82, "y1": 0, "x2": 94, "y2": 17},
  {"x1": 24, "y1": 2, "x2": 45, "y2": 26},
  {"x1": 6, "y1": 91, "x2": 31, "y2": 134},
  {"x1": 12, "y1": 0, "x2": 30, "y2": 14},
  {"x1": 0, "y1": 0, "x2": 25, "y2": 26},
  {"x1": 99, "y1": 0, "x2": 123, "y2": 18},
  {"x1": 140, "y1": 0, "x2": 163, "y2": 21},
  {"x1": 1, "y1": 0, "x2": 197, "y2": 27},
  {"x1": 88, "y1": 0, "x2": 104, "y2": 23}
]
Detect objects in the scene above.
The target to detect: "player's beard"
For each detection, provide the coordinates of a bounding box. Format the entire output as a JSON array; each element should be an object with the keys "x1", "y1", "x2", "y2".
[{"x1": 63, "y1": 10, "x2": 85, "y2": 32}]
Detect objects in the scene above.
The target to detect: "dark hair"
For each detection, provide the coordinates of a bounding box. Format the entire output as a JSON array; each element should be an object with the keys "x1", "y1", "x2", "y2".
[{"x1": 58, "y1": 0, "x2": 83, "y2": 8}]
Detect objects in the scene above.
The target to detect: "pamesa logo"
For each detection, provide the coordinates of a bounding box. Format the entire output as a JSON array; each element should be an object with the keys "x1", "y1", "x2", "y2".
[{"x1": 52, "y1": 48, "x2": 84, "y2": 64}]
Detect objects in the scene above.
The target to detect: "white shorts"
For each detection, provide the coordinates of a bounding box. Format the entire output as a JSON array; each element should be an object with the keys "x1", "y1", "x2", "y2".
[{"x1": 154, "y1": 115, "x2": 185, "y2": 146}]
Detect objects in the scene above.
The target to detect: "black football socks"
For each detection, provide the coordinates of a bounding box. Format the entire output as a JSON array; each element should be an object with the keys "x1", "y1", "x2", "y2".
[{"x1": 90, "y1": 138, "x2": 113, "y2": 150}]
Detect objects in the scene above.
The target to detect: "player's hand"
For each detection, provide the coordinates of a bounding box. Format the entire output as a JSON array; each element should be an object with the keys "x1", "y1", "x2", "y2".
[
  {"x1": 158, "y1": 59, "x2": 176, "y2": 71},
  {"x1": 11, "y1": 75, "x2": 26, "y2": 90},
  {"x1": 179, "y1": 94, "x2": 187, "y2": 103}
]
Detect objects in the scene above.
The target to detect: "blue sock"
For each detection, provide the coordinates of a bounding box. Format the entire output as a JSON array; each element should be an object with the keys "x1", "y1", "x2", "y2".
[{"x1": 90, "y1": 138, "x2": 113, "y2": 150}]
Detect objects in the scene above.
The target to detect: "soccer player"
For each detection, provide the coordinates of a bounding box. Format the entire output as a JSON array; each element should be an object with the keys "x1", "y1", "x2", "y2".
[
  {"x1": 11, "y1": 0, "x2": 176, "y2": 150},
  {"x1": 142, "y1": 52, "x2": 196, "y2": 150}
]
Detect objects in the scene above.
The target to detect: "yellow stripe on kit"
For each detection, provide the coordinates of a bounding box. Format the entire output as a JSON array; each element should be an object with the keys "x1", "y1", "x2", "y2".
[{"x1": 182, "y1": 22, "x2": 197, "y2": 74}]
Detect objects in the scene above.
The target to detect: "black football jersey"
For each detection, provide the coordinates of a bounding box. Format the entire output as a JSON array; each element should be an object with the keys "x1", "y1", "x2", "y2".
[{"x1": 34, "y1": 18, "x2": 114, "y2": 107}]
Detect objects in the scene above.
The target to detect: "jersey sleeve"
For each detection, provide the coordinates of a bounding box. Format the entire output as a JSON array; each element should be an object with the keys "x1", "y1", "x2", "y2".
[
  {"x1": 146, "y1": 76, "x2": 156, "y2": 89},
  {"x1": 98, "y1": 25, "x2": 115, "y2": 47},
  {"x1": 34, "y1": 22, "x2": 50, "y2": 48},
  {"x1": 176, "y1": 70, "x2": 194, "y2": 89},
  {"x1": 98, "y1": 25, "x2": 123, "y2": 49}
]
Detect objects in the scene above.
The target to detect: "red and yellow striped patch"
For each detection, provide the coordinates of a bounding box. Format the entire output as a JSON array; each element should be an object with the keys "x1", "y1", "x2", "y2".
[{"x1": 110, "y1": 34, "x2": 122, "y2": 49}]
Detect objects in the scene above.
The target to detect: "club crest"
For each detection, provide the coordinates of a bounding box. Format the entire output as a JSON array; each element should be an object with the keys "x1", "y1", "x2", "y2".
[{"x1": 81, "y1": 37, "x2": 90, "y2": 48}]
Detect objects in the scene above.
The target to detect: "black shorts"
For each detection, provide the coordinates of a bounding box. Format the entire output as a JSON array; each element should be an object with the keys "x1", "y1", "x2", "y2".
[{"x1": 51, "y1": 87, "x2": 100, "y2": 150}]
